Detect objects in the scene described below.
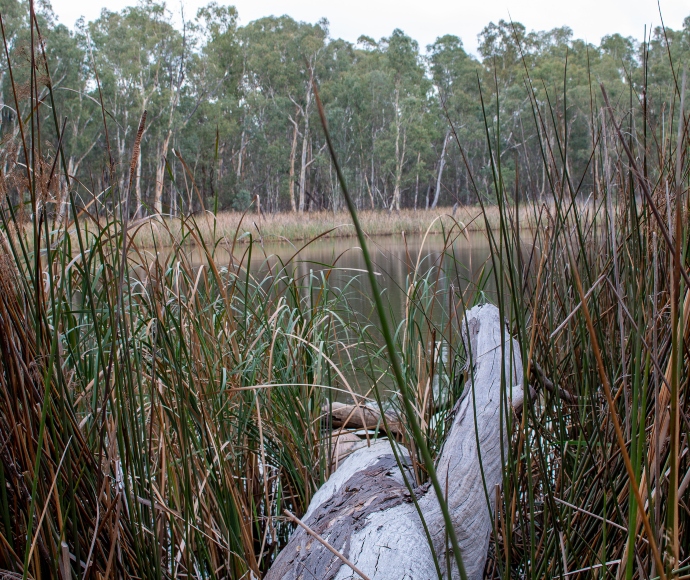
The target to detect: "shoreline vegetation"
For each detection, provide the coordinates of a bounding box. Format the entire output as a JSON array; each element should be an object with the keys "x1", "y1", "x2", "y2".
[
  {"x1": 129, "y1": 205, "x2": 519, "y2": 246},
  {"x1": 1, "y1": 2, "x2": 689, "y2": 579}
]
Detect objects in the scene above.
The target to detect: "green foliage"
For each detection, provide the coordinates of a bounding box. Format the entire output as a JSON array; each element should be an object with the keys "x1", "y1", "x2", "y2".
[
  {"x1": 3, "y1": 0, "x2": 687, "y2": 215},
  {"x1": 1, "y1": 3, "x2": 690, "y2": 579}
]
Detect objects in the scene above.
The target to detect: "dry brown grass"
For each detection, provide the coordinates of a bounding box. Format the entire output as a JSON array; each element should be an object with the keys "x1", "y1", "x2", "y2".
[{"x1": 130, "y1": 205, "x2": 534, "y2": 247}]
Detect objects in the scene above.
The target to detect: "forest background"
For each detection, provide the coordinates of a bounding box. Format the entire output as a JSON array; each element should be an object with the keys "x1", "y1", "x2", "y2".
[{"x1": 1, "y1": 0, "x2": 689, "y2": 217}]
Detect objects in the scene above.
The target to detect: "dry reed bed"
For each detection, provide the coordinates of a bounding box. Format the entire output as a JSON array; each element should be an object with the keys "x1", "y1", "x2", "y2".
[{"x1": 129, "y1": 205, "x2": 525, "y2": 247}]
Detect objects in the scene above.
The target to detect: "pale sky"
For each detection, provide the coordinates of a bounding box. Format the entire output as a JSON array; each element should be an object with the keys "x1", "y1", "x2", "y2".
[{"x1": 51, "y1": 0, "x2": 688, "y2": 55}]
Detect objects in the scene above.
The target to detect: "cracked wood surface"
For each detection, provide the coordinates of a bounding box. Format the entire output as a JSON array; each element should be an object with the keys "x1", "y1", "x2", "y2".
[{"x1": 265, "y1": 304, "x2": 523, "y2": 580}]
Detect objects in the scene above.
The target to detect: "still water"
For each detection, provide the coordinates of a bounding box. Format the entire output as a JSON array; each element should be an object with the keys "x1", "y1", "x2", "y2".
[
  {"x1": 181, "y1": 231, "x2": 496, "y2": 334},
  {"x1": 179, "y1": 231, "x2": 496, "y2": 396},
  {"x1": 251, "y1": 232, "x2": 493, "y2": 319}
]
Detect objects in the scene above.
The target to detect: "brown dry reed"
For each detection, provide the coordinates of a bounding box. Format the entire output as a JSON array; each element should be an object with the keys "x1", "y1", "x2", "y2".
[{"x1": 0, "y1": 9, "x2": 689, "y2": 580}]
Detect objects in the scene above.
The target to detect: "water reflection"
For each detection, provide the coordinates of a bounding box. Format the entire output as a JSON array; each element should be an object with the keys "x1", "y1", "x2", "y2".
[
  {"x1": 178, "y1": 232, "x2": 495, "y2": 397},
  {"x1": 196, "y1": 233, "x2": 493, "y2": 320}
]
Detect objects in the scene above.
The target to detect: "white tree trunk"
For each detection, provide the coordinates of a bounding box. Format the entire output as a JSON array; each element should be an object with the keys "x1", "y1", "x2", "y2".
[
  {"x1": 288, "y1": 115, "x2": 299, "y2": 212},
  {"x1": 134, "y1": 149, "x2": 143, "y2": 218},
  {"x1": 154, "y1": 130, "x2": 172, "y2": 215},
  {"x1": 391, "y1": 90, "x2": 406, "y2": 212},
  {"x1": 55, "y1": 156, "x2": 76, "y2": 226},
  {"x1": 266, "y1": 304, "x2": 523, "y2": 580},
  {"x1": 431, "y1": 129, "x2": 450, "y2": 209},
  {"x1": 237, "y1": 128, "x2": 246, "y2": 180},
  {"x1": 298, "y1": 88, "x2": 312, "y2": 213}
]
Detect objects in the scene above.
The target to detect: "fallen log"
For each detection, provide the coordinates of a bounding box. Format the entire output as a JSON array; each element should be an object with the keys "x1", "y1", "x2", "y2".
[
  {"x1": 329, "y1": 429, "x2": 369, "y2": 469},
  {"x1": 323, "y1": 401, "x2": 403, "y2": 437},
  {"x1": 265, "y1": 304, "x2": 523, "y2": 580}
]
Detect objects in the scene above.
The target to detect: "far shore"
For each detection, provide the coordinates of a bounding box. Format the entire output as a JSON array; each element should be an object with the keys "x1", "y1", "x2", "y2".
[{"x1": 129, "y1": 205, "x2": 537, "y2": 246}]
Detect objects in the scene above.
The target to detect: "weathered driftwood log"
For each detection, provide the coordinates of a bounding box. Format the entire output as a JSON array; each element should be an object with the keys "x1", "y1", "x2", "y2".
[
  {"x1": 329, "y1": 429, "x2": 369, "y2": 468},
  {"x1": 265, "y1": 304, "x2": 523, "y2": 580}
]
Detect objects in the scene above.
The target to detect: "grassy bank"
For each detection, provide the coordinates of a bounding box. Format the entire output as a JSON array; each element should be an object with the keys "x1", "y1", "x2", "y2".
[
  {"x1": 0, "y1": 186, "x2": 472, "y2": 579},
  {"x1": 127, "y1": 205, "x2": 527, "y2": 247}
]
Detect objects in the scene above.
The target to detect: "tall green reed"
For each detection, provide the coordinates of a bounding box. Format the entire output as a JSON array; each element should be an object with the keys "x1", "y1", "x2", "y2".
[
  {"x1": 464, "y1": 32, "x2": 690, "y2": 579},
  {"x1": 0, "y1": 11, "x2": 476, "y2": 579}
]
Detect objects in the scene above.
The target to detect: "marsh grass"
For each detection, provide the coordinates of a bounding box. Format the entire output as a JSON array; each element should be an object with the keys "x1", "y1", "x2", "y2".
[
  {"x1": 0, "y1": 15, "x2": 474, "y2": 579},
  {"x1": 129, "y1": 206, "x2": 529, "y2": 247},
  {"x1": 1, "y1": 8, "x2": 689, "y2": 580},
  {"x1": 1, "y1": 158, "x2": 472, "y2": 578},
  {"x1": 468, "y1": 60, "x2": 690, "y2": 580},
  {"x1": 0, "y1": 181, "x2": 474, "y2": 578}
]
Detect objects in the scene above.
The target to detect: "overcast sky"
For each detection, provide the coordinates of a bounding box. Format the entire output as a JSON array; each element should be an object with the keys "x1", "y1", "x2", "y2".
[{"x1": 50, "y1": 0, "x2": 688, "y2": 55}]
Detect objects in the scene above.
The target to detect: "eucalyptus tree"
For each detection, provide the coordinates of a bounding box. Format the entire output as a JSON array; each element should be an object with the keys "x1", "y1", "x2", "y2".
[
  {"x1": 0, "y1": 0, "x2": 36, "y2": 214},
  {"x1": 382, "y1": 29, "x2": 430, "y2": 211},
  {"x1": 171, "y1": 2, "x2": 241, "y2": 213},
  {"x1": 429, "y1": 35, "x2": 482, "y2": 206},
  {"x1": 477, "y1": 21, "x2": 606, "y2": 199},
  {"x1": 0, "y1": 0, "x2": 25, "y2": 142},
  {"x1": 331, "y1": 31, "x2": 431, "y2": 211},
  {"x1": 324, "y1": 36, "x2": 390, "y2": 209},
  {"x1": 0, "y1": 0, "x2": 55, "y2": 145},
  {"x1": 88, "y1": 0, "x2": 187, "y2": 216},
  {"x1": 644, "y1": 19, "x2": 689, "y2": 120},
  {"x1": 0, "y1": 0, "x2": 95, "y2": 217},
  {"x1": 238, "y1": 16, "x2": 328, "y2": 212},
  {"x1": 314, "y1": 37, "x2": 357, "y2": 210},
  {"x1": 45, "y1": 20, "x2": 104, "y2": 219}
]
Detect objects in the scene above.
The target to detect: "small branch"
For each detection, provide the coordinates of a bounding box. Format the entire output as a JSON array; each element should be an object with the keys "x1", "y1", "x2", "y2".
[
  {"x1": 553, "y1": 559, "x2": 621, "y2": 579},
  {"x1": 282, "y1": 510, "x2": 372, "y2": 580},
  {"x1": 531, "y1": 361, "x2": 577, "y2": 403},
  {"x1": 553, "y1": 497, "x2": 630, "y2": 534}
]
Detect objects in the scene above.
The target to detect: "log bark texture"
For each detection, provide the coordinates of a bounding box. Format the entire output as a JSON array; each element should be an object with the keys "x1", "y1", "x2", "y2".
[{"x1": 265, "y1": 304, "x2": 523, "y2": 580}]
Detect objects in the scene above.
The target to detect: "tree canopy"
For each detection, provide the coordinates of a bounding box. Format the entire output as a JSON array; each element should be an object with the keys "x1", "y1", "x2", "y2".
[{"x1": 1, "y1": 0, "x2": 688, "y2": 214}]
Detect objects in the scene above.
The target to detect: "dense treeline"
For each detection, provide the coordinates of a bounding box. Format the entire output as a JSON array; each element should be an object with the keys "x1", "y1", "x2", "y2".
[{"x1": 1, "y1": 0, "x2": 689, "y2": 215}]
